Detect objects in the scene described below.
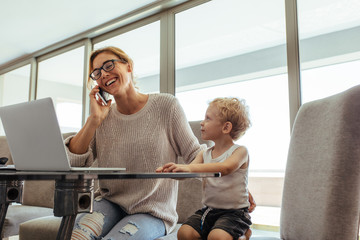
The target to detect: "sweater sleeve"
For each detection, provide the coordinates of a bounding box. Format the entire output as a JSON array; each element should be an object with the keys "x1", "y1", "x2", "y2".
[
  {"x1": 64, "y1": 134, "x2": 97, "y2": 167},
  {"x1": 168, "y1": 97, "x2": 202, "y2": 164}
]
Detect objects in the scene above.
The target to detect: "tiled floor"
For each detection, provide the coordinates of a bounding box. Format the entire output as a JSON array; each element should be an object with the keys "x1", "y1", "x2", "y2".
[
  {"x1": 250, "y1": 206, "x2": 281, "y2": 239},
  {"x1": 6, "y1": 236, "x2": 19, "y2": 240},
  {"x1": 251, "y1": 229, "x2": 280, "y2": 238},
  {"x1": 250, "y1": 206, "x2": 281, "y2": 227}
]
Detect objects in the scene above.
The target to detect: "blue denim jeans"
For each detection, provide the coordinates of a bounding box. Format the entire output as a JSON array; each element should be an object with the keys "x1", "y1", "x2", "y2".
[{"x1": 71, "y1": 197, "x2": 166, "y2": 240}]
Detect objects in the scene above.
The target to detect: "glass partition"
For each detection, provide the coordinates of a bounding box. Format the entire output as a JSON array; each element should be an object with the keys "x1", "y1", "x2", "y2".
[
  {"x1": 175, "y1": 0, "x2": 289, "y2": 173},
  {"x1": 95, "y1": 21, "x2": 160, "y2": 94},
  {"x1": 0, "y1": 65, "x2": 31, "y2": 135},
  {"x1": 298, "y1": 0, "x2": 360, "y2": 103},
  {"x1": 37, "y1": 47, "x2": 84, "y2": 133}
]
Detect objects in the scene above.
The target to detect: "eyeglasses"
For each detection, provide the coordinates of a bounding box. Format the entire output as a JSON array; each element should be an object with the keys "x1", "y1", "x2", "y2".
[{"x1": 89, "y1": 59, "x2": 126, "y2": 80}]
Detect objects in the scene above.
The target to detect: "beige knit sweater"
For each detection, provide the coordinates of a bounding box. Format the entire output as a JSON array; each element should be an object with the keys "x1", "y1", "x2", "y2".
[{"x1": 65, "y1": 93, "x2": 201, "y2": 233}]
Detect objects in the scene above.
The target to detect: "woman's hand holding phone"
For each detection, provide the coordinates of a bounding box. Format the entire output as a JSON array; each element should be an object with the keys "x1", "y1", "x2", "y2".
[
  {"x1": 97, "y1": 87, "x2": 109, "y2": 106},
  {"x1": 69, "y1": 86, "x2": 111, "y2": 154},
  {"x1": 89, "y1": 86, "x2": 112, "y2": 127}
]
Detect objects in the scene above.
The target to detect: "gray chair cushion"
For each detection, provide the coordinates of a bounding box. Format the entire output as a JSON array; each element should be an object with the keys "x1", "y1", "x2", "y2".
[
  {"x1": 4, "y1": 205, "x2": 53, "y2": 238},
  {"x1": 22, "y1": 180, "x2": 55, "y2": 208},
  {"x1": 19, "y1": 216, "x2": 62, "y2": 240},
  {"x1": 176, "y1": 178, "x2": 203, "y2": 223},
  {"x1": 280, "y1": 85, "x2": 360, "y2": 239}
]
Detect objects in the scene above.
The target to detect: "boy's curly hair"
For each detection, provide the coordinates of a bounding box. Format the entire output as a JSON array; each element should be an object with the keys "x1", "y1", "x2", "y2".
[{"x1": 209, "y1": 97, "x2": 251, "y2": 140}]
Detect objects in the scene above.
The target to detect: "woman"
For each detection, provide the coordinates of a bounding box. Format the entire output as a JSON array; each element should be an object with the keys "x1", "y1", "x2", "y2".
[
  {"x1": 66, "y1": 46, "x2": 255, "y2": 240},
  {"x1": 66, "y1": 46, "x2": 203, "y2": 240}
]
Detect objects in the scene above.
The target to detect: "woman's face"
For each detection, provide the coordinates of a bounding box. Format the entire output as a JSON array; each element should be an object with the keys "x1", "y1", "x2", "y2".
[{"x1": 92, "y1": 52, "x2": 132, "y2": 96}]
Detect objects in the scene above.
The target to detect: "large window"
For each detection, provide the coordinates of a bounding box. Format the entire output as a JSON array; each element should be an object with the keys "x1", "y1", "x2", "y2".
[
  {"x1": 301, "y1": 60, "x2": 360, "y2": 103},
  {"x1": 0, "y1": 65, "x2": 31, "y2": 135},
  {"x1": 175, "y1": 0, "x2": 289, "y2": 172},
  {"x1": 37, "y1": 47, "x2": 84, "y2": 133},
  {"x1": 298, "y1": 0, "x2": 360, "y2": 103},
  {"x1": 177, "y1": 75, "x2": 290, "y2": 171},
  {"x1": 94, "y1": 21, "x2": 160, "y2": 93}
]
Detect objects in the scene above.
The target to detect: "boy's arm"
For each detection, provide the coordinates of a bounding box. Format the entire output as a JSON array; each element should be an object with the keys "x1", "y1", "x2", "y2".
[
  {"x1": 156, "y1": 150, "x2": 204, "y2": 173},
  {"x1": 157, "y1": 147, "x2": 248, "y2": 176},
  {"x1": 188, "y1": 146, "x2": 248, "y2": 176},
  {"x1": 190, "y1": 150, "x2": 204, "y2": 164}
]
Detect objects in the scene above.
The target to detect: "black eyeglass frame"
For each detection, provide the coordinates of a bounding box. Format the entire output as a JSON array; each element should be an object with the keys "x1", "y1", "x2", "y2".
[{"x1": 89, "y1": 58, "x2": 127, "y2": 81}]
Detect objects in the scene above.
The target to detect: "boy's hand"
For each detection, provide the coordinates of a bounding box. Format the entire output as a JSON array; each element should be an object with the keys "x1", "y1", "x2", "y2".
[
  {"x1": 155, "y1": 166, "x2": 164, "y2": 172},
  {"x1": 156, "y1": 162, "x2": 191, "y2": 172},
  {"x1": 248, "y1": 191, "x2": 256, "y2": 213}
]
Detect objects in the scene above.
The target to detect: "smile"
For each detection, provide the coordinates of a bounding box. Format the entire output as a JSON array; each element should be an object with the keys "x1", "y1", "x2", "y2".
[{"x1": 105, "y1": 79, "x2": 116, "y2": 86}]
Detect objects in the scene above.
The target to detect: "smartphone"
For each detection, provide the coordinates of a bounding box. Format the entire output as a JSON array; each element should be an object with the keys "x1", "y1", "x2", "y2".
[{"x1": 96, "y1": 87, "x2": 109, "y2": 106}]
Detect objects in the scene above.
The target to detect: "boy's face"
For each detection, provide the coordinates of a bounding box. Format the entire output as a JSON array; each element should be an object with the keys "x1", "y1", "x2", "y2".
[{"x1": 200, "y1": 105, "x2": 224, "y2": 141}]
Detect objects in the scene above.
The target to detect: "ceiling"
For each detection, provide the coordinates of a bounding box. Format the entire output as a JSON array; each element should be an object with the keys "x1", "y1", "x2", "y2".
[
  {"x1": 1, "y1": 0, "x2": 360, "y2": 73},
  {"x1": 0, "y1": 0, "x2": 159, "y2": 67}
]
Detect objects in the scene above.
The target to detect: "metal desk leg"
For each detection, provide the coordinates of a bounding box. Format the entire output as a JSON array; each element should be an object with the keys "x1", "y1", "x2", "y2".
[
  {"x1": 0, "y1": 180, "x2": 23, "y2": 237},
  {"x1": 0, "y1": 202, "x2": 9, "y2": 235},
  {"x1": 56, "y1": 215, "x2": 77, "y2": 240},
  {"x1": 54, "y1": 178, "x2": 94, "y2": 240}
]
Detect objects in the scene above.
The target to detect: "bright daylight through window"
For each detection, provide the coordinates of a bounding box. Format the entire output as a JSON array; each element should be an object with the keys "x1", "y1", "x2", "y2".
[
  {"x1": 0, "y1": 65, "x2": 30, "y2": 135},
  {"x1": 94, "y1": 21, "x2": 160, "y2": 94},
  {"x1": 37, "y1": 47, "x2": 84, "y2": 133},
  {"x1": 298, "y1": 0, "x2": 360, "y2": 103},
  {"x1": 175, "y1": 0, "x2": 289, "y2": 173}
]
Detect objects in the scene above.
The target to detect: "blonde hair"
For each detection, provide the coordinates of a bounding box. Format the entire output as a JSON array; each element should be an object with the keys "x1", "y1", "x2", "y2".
[
  {"x1": 87, "y1": 46, "x2": 134, "y2": 89},
  {"x1": 209, "y1": 97, "x2": 251, "y2": 140}
]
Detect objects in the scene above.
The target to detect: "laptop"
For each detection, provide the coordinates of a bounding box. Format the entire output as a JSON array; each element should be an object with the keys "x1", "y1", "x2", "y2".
[{"x1": 0, "y1": 98, "x2": 125, "y2": 172}]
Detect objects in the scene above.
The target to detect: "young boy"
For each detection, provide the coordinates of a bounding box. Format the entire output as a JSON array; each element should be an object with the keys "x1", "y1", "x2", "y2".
[{"x1": 157, "y1": 97, "x2": 252, "y2": 240}]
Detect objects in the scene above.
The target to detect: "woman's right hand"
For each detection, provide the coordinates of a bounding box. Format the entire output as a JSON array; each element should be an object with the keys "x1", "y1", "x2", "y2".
[
  {"x1": 68, "y1": 86, "x2": 112, "y2": 154},
  {"x1": 89, "y1": 86, "x2": 112, "y2": 127}
]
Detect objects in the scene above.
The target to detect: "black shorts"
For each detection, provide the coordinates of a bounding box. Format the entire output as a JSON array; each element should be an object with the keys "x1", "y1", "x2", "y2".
[{"x1": 183, "y1": 207, "x2": 252, "y2": 240}]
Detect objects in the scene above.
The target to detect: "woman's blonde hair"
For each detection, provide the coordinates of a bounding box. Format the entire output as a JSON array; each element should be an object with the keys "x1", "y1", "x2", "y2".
[
  {"x1": 87, "y1": 46, "x2": 134, "y2": 89},
  {"x1": 209, "y1": 97, "x2": 251, "y2": 140}
]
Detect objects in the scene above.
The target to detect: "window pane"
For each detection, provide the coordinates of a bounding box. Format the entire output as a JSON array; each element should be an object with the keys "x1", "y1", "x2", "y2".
[
  {"x1": 0, "y1": 65, "x2": 31, "y2": 135},
  {"x1": 37, "y1": 47, "x2": 84, "y2": 133},
  {"x1": 94, "y1": 21, "x2": 160, "y2": 93},
  {"x1": 301, "y1": 60, "x2": 360, "y2": 103},
  {"x1": 175, "y1": 0, "x2": 289, "y2": 172},
  {"x1": 298, "y1": 0, "x2": 360, "y2": 103},
  {"x1": 177, "y1": 75, "x2": 290, "y2": 171}
]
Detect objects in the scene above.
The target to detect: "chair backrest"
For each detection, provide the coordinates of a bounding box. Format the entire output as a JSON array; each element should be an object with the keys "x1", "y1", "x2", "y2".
[
  {"x1": 176, "y1": 120, "x2": 212, "y2": 223},
  {"x1": 280, "y1": 85, "x2": 360, "y2": 239}
]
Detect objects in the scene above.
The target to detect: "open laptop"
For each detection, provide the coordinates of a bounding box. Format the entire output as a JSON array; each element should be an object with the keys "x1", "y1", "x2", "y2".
[{"x1": 0, "y1": 98, "x2": 125, "y2": 172}]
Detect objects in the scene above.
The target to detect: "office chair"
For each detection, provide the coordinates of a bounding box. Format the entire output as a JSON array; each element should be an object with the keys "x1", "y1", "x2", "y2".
[{"x1": 252, "y1": 85, "x2": 360, "y2": 240}]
